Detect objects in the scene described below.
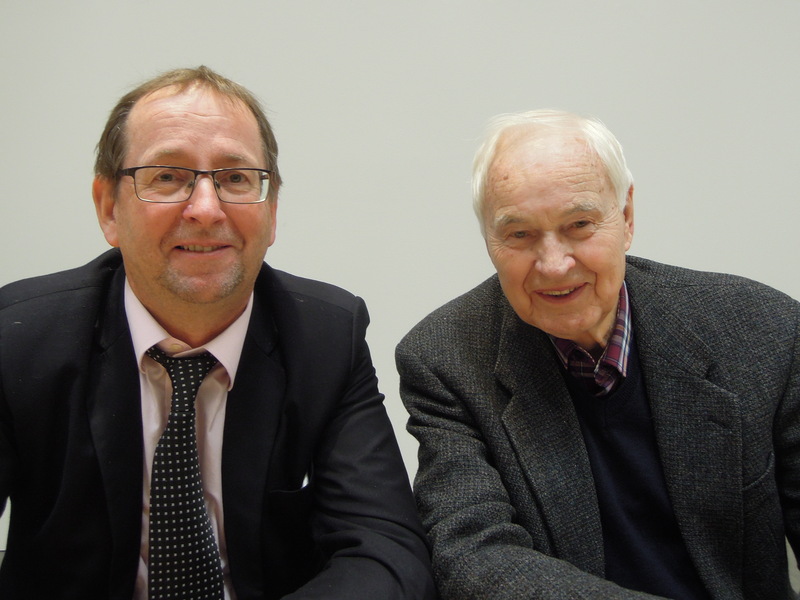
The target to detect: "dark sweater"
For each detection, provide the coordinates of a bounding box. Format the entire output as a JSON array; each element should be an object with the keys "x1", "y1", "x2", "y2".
[{"x1": 564, "y1": 339, "x2": 710, "y2": 599}]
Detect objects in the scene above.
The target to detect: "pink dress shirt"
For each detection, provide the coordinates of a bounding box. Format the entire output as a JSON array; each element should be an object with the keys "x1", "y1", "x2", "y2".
[{"x1": 124, "y1": 280, "x2": 252, "y2": 600}]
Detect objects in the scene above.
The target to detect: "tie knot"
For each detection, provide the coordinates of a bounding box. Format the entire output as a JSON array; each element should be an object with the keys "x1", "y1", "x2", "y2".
[{"x1": 146, "y1": 346, "x2": 219, "y2": 387}]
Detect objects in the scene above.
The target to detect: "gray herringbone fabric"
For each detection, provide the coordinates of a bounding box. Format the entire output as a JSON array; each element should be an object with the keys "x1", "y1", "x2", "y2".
[{"x1": 397, "y1": 256, "x2": 800, "y2": 599}]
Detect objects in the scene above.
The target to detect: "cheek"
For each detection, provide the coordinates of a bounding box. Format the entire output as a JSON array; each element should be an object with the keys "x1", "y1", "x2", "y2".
[
  {"x1": 584, "y1": 250, "x2": 626, "y2": 302},
  {"x1": 115, "y1": 208, "x2": 171, "y2": 257},
  {"x1": 494, "y1": 254, "x2": 536, "y2": 299},
  {"x1": 235, "y1": 205, "x2": 272, "y2": 235},
  {"x1": 265, "y1": 208, "x2": 278, "y2": 247},
  {"x1": 578, "y1": 237, "x2": 624, "y2": 273},
  {"x1": 110, "y1": 205, "x2": 136, "y2": 249},
  {"x1": 491, "y1": 248, "x2": 523, "y2": 279},
  {"x1": 234, "y1": 210, "x2": 276, "y2": 263}
]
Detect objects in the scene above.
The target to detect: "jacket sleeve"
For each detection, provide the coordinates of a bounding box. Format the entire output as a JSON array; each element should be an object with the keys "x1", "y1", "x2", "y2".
[
  {"x1": 0, "y1": 364, "x2": 15, "y2": 520},
  {"x1": 776, "y1": 301, "x2": 800, "y2": 565},
  {"x1": 282, "y1": 298, "x2": 436, "y2": 600},
  {"x1": 396, "y1": 340, "x2": 664, "y2": 600}
]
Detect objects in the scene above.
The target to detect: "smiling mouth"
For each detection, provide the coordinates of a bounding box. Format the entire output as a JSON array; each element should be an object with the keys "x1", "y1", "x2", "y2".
[
  {"x1": 177, "y1": 245, "x2": 225, "y2": 252},
  {"x1": 539, "y1": 286, "x2": 581, "y2": 297}
]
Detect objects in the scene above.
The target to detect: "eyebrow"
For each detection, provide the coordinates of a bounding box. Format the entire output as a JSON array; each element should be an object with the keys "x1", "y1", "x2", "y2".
[
  {"x1": 565, "y1": 200, "x2": 602, "y2": 215},
  {"x1": 492, "y1": 200, "x2": 602, "y2": 229},
  {"x1": 144, "y1": 149, "x2": 252, "y2": 164},
  {"x1": 493, "y1": 213, "x2": 525, "y2": 228}
]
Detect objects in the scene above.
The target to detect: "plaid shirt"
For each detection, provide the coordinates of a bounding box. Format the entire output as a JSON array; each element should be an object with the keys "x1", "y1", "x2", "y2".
[{"x1": 549, "y1": 283, "x2": 632, "y2": 396}]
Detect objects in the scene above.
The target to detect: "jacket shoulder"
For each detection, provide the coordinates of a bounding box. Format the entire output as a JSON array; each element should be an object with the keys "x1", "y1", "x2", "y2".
[
  {"x1": 625, "y1": 255, "x2": 798, "y2": 309},
  {"x1": 258, "y1": 265, "x2": 363, "y2": 314},
  {"x1": 624, "y1": 255, "x2": 799, "y2": 355},
  {"x1": 397, "y1": 274, "x2": 508, "y2": 358},
  {"x1": 0, "y1": 250, "x2": 122, "y2": 312}
]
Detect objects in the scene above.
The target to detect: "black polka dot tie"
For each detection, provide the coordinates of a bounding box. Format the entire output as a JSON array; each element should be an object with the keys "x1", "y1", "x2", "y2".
[{"x1": 146, "y1": 346, "x2": 224, "y2": 600}]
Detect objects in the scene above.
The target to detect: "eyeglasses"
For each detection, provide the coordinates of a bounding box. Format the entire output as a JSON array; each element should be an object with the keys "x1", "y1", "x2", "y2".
[{"x1": 117, "y1": 166, "x2": 271, "y2": 204}]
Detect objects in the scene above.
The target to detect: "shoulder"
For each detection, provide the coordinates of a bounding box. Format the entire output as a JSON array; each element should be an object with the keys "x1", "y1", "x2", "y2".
[
  {"x1": 255, "y1": 264, "x2": 366, "y2": 325},
  {"x1": 625, "y1": 255, "x2": 799, "y2": 347},
  {"x1": 625, "y1": 255, "x2": 797, "y2": 311},
  {"x1": 397, "y1": 274, "x2": 508, "y2": 358},
  {"x1": 259, "y1": 265, "x2": 362, "y2": 312},
  {"x1": 252, "y1": 264, "x2": 371, "y2": 345},
  {"x1": 250, "y1": 266, "x2": 376, "y2": 375},
  {"x1": 402, "y1": 275, "x2": 504, "y2": 334},
  {"x1": 0, "y1": 250, "x2": 122, "y2": 318},
  {"x1": 0, "y1": 251, "x2": 123, "y2": 384}
]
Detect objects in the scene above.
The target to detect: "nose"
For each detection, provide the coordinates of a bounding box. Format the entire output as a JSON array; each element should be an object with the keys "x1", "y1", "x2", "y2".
[
  {"x1": 535, "y1": 235, "x2": 574, "y2": 278},
  {"x1": 182, "y1": 174, "x2": 226, "y2": 226}
]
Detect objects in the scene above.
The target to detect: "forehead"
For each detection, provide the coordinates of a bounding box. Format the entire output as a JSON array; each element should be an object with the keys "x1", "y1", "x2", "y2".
[
  {"x1": 131, "y1": 83, "x2": 255, "y2": 125},
  {"x1": 486, "y1": 129, "x2": 612, "y2": 213},
  {"x1": 125, "y1": 84, "x2": 261, "y2": 162}
]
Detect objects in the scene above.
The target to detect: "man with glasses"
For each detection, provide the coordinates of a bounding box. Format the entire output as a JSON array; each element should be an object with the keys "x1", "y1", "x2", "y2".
[{"x1": 0, "y1": 66, "x2": 434, "y2": 600}]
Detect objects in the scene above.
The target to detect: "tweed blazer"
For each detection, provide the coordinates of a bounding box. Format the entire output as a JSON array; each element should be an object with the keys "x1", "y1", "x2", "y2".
[{"x1": 396, "y1": 256, "x2": 800, "y2": 599}]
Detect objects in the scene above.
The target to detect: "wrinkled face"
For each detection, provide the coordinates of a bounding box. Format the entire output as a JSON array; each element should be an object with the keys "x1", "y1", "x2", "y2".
[
  {"x1": 483, "y1": 131, "x2": 633, "y2": 351},
  {"x1": 93, "y1": 85, "x2": 277, "y2": 322}
]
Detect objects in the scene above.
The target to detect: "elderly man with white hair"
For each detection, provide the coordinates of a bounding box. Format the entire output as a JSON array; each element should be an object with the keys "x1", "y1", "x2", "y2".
[{"x1": 397, "y1": 109, "x2": 800, "y2": 599}]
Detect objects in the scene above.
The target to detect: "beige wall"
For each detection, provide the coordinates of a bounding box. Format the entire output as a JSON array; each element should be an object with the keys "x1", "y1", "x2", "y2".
[{"x1": 1, "y1": 0, "x2": 799, "y2": 583}]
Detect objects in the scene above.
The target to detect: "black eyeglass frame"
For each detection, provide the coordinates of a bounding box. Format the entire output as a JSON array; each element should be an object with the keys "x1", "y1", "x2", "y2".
[{"x1": 117, "y1": 165, "x2": 272, "y2": 204}]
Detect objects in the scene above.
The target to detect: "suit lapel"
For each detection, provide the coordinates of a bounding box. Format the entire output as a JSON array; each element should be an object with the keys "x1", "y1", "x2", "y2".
[
  {"x1": 84, "y1": 262, "x2": 287, "y2": 598},
  {"x1": 221, "y1": 285, "x2": 285, "y2": 596},
  {"x1": 495, "y1": 301, "x2": 605, "y2": 576},
  {"x1": 627, "y1": 267, "x2": 743, "y2": 594},
  {"x1": 86, "y1": 266, "x2": 143, "y2": 598}
]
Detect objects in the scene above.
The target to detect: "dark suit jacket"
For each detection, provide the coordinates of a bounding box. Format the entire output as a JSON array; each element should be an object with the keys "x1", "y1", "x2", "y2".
[
  {"x1": 396, "y1": 256, "x2": 800, "y2": 599},
  {"x1": 0, "y1": 249, "x2": 435, "y2": 600}
]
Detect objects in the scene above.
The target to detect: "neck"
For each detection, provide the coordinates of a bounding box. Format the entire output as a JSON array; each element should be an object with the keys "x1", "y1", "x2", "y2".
[
  {"x1": 143, "y1": 295, "x2": 249, "y2": 348},
  {"x1": 126, "y1": 273, "x2": 255, "y2": 348}
]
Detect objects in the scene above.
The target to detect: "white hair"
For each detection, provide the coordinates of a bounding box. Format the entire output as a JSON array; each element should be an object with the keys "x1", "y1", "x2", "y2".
[{"x1": 472, "y1": 109, "x2": 633, "y2": 234}]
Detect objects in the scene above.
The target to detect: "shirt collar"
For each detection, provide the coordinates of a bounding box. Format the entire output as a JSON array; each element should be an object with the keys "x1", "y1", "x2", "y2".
[
  {"x1": 124, "y1": 278, "x2": 253, "y2": 390},
  {"x1": 549, "y1": 282, "x2": 632, "y2": 383}
]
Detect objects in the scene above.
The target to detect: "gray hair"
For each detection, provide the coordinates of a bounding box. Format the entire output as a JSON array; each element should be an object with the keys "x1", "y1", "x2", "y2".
[{"x1": 472, "y1": 109, "x2": 632, "y2": 234}]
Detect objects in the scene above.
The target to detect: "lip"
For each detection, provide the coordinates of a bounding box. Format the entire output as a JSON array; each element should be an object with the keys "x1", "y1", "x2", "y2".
[
  {"x1": 175, "y1": 244, "x2": 230, "y2": 253},
  {"x1": 169, "y1": 243, "x2": 237, "y2": 264},
  {"x1": 534, "y1": 283, "x2": 586, "y2": 301},
  {"x1": 172, "y1": 239, "x2": 235, "y2": 253}
]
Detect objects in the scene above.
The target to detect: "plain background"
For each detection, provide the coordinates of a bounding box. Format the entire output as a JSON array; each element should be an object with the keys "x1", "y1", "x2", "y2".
[{"x1": 1, "y1": 0, "x2": 798, "y2": 581}]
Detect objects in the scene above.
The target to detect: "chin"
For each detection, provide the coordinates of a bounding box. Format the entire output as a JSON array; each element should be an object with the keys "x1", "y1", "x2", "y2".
[{"x1": 161, "y1": 269, "x2": 245, "y2": 305}]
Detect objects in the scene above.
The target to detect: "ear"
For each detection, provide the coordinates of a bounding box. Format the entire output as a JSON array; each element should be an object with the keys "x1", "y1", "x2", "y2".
[
  {"x1": 92, "y1": 176, "x2": 120, "y2": 247},
  {"x1": 266, "y1": 198, "x2": 278, "y2": 248},
  {"x1": 622, "y1": 184, "x2": 634, "y2": 251}
]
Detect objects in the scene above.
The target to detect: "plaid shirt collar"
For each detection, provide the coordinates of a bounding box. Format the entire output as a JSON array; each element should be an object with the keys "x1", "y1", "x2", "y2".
[{"x1": 549, "y1": 282, "x2": 632, "y2": 396}]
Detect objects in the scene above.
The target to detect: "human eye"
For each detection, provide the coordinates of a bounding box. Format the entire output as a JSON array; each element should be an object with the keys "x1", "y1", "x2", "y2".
[
  {"x1": 225, "y1": 172, "x2": 245, "y2": 184},
  {"x1": 217, "y1": 169, "x2": 254, "y2": 187},
  {"x1": 568, "y1": 218, "x2": 596, "y2": 238},
  {"x1": 146, "y1": 167, "x2": 190, "y2": 186},
  {"x1": 135, "y1": 167, "x2": 189, "y2": 191},
  {"x1": 155, "y1": 170, "x2": 175, "y2": 182},
  {"x1": 501, "y1": 229, "x2": 533, "y2": 248}
]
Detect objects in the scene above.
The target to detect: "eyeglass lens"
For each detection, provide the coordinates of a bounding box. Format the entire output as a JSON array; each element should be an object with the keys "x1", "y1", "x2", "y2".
[{"x1": 133, "y1": 167, "x2": 268, "y2": 203}]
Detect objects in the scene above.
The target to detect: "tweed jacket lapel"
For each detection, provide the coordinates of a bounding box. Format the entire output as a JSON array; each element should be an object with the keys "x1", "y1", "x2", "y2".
[
  {"x1": 86, "y1": 265, "x2": 143, "y2": 598},
  {"x1": 492, "y1": 261, "x2": 746, "y2": 587},
  {"x1": 495, "y1": 298, "x2": 606, "y2": 576},
  {"x1": 626, "y1": 262, "x2": 743, "y2": 596}
]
